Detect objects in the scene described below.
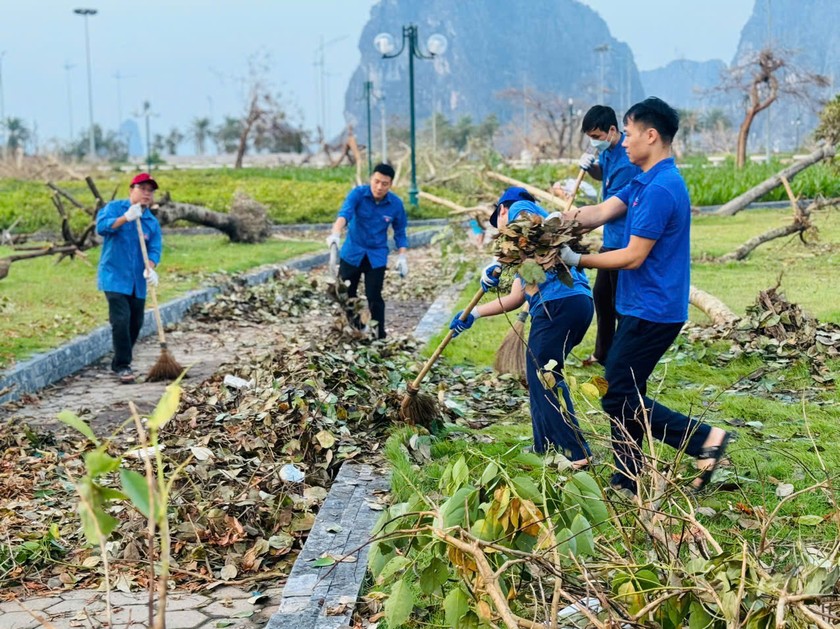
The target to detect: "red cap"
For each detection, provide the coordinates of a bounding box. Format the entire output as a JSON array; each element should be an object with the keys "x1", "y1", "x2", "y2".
[{"x1": 130, "y1": 172, "x2": 158, "y2": 190}]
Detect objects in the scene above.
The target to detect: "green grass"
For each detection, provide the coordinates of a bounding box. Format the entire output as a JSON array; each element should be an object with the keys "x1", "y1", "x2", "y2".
[
  {"x1": 0, "y1": 167, "x2": 452, "y2": 234},
  {"x1": 0, "y1": 234, "x2": 321, "y2": 368}
]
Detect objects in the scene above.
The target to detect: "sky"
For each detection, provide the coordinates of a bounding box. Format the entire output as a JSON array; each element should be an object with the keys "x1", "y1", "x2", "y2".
[{"x1": 0, "y1": 0, "x2": 755, "y2": 152}]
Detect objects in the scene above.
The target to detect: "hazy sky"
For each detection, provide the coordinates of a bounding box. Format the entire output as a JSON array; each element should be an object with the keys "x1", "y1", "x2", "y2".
[{"x1": 0, "y1": 0, "x2": 755, "y2": 150}]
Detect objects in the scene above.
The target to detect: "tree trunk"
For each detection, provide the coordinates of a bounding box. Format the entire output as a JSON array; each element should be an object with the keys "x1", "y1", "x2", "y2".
[
  {"x1": 735, "y1": 110, "x2": 756, "y2": 169},
  {"x1": 714, "y1": 145, "x2": 836, "y2": 216},
  {"x1": 154, "y1": 201, "x2": 269, "y2": 243},
  {"x1": 0, "y1": 245, "x2": 82, "y2": 281},
  {"x1": 689, "y1": 285, "x2": 739, "y2": 326},
  {"x1": 485, "y1": 171, "x2": 567, "y2": 209}
]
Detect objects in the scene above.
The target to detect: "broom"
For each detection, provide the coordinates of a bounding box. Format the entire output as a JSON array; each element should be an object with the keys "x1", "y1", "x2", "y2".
[
  {"x1": 135, "y1": 217, "x2": 184, "y2": 382},
  {"x1": 400, "y1": 282, "x2": 490, "y2": 424},
  {"x1": 492, "y1": 167, "x2": 587, "y2": 374}
]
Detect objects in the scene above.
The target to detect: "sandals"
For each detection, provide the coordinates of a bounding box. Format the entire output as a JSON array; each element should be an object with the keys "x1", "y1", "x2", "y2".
[{"x1": 692, "y1": 432, "x2": 732, "y2": 492}]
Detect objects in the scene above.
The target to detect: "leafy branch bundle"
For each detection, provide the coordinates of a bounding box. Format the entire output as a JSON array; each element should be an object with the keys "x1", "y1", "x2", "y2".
[{"x1": 492, "y1": 213, "x2": 586, "y2": 288}]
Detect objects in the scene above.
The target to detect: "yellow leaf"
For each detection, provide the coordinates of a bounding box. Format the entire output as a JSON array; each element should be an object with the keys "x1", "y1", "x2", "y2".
[
  {"x1": 148, "y1": 384, "x2": 181, "y2": 430},
  {"x1": 315, "y1": 430, "x2": 336, "y2": 449},
  {"x1": 580, "y1": 383, "x2": 601, "y2": 398}
]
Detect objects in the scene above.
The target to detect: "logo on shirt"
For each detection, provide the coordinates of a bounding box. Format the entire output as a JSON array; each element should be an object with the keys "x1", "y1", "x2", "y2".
[{"x1": 383, "y1": 215, "x2": 391, "y2": 223}]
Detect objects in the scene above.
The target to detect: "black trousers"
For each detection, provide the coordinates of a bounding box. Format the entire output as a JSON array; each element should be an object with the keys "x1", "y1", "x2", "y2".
[
  {"x1": 339, "y1": 256, "x2": 387, "y2": 339},
  {"x1": 105, "y1": 291, "x2": 146, "y2": 371},
  {"x1": 602, "y1": 315, "x2": 712, "y2": 492},
  {"x1": 591, "y1": 246, "x2": 619, "y2": 363}
]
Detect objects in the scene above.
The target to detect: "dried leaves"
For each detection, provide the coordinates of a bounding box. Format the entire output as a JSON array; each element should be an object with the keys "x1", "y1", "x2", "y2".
[{"x1": 492, "y1": 213, "x2": 585, "y2": 287}]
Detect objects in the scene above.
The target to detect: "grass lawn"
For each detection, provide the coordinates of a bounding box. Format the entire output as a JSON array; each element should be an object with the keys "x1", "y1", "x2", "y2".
[
  {"x1": 0, "y1": 233, "x2": 321, "y2": 369},
  {"x1": 404, "y1": 205, "x2": 839, "y2": 534}
]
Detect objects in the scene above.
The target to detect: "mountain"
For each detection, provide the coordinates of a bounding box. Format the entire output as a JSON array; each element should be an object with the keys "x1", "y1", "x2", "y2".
[
  {"x1": 639, "y1": 60, "x2": 728, "y2": 112},
  {"x1": 342, "y1": 0, "x2": 645, "y2": 145}
]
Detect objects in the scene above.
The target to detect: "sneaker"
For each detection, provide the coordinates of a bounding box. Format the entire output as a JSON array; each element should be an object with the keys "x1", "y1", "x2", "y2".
[{"x1": 117, "y1": 368, "x2": 136, "y2": 384}]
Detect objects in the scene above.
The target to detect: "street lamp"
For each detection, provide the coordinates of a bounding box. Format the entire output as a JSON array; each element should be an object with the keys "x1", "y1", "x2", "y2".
[
  {"x1": 63, "y1": 63, "x2": 75, "y2": 141},
  {"x1": 74, "y1": 8, "x2": 98, "y2": 159},
  {"x1": 567, "y1": 97, "x2": 574, "y2": 159},
  {"x1": 375, "y1": 25, "x2": 447, "y2": 207},
  {"x1": 363, "y1": 80, "x2": 374, "y2": 176},
  {"x1": 594, "y1": 43, "x2": 609, "y2": 103}
]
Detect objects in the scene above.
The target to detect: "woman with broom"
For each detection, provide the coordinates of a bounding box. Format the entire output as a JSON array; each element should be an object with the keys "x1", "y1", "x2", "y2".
[{"x1": 449, "y1": 198, "x2": 594, "y2": 469}]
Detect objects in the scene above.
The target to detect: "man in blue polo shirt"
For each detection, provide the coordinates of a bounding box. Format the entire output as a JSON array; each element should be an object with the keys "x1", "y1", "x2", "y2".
[
  {"x1": 561, "y1": 97, "x2": 731, "y2": 495},
  {"x1": 326, "y1": 163, "x2": 408, "y2": 339},
  {"x1": 577, "y1": 105, "x2": 641, "y2": 367}
]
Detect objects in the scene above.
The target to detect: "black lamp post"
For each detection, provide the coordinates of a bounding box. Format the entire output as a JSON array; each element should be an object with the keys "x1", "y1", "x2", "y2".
[
  {"x1": 74, "y1": 8, "x2": 98, "y2": 159},
  {"x1": 374, "y1": 25, "x2": 447, "y2": 207},
  {"x1": 364, "y1": 80, "x2": 374, "y2": 176}
]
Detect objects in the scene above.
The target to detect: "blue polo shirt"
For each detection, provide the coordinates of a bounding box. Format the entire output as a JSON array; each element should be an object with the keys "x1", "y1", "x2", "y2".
[
  {"x1": 614, "y1": 157, "x2": 691, "y2": 324},
  {"x1": 506, "y1": 201, "x2": 592, "y2": 312},
  {"x1": 599, "y1": 133, "x2": 641, "y2": 249},
  {"x1": 96, "y1": 199, "x2": 162, "y2": 299},
  {"x1": 338, "y1": 186, "x2": 408, "y2": 268}
]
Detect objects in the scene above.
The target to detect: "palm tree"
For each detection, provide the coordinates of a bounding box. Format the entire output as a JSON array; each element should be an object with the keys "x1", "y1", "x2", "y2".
[
  {"x1": 5, "y1": 117, "x2": 30, "y2": 152},
  {"x1": 165, "y1": 127, "x2": 185, "y2": 155},
  {"x1": 191, "y1": 117, "x2": 211, "y2": 155}
]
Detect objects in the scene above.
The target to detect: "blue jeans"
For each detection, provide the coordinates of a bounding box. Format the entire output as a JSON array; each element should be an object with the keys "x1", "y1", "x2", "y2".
[
  {"x1": 603, "y1": 315, "x2": 711, "y2": 492},
  {"x1": 105, "y1": 291, "x2": 146, "y2": 372},
  {"x1": 525, "y1": 295, "x2": 594, "y2": 460}
]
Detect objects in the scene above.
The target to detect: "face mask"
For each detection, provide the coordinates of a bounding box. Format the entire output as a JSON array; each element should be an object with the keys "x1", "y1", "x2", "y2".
[{"x1": 589, "y1": 129, "x2": 615, "y2": 152}]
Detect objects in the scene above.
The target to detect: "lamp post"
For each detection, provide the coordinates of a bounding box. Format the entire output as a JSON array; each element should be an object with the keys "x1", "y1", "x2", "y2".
[
  {"x1": 363, "y1": 80, "x2": 374, "y2": 176},
  {"x1": 594, "y1": 43, "x2": 609, "y2": 103},
  {"x1": 74, "y1": 8, "x2": 98, "y2": 159},
  {"x1": 567, "y1": 98, "x2": 574, "y2": 159},
  {"x1": 138, "y1": 100, "x2": 155, "y2": 173},
  {"x1": 374, "y1": 25, "x2": 447, "y2": 207},
  {"x1": 63, "y1": 63, "x2": 75, "y2": 141}
]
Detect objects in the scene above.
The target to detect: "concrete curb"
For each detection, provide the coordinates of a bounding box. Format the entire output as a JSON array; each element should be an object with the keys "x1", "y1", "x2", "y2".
[{"x1": 0, "y1": 229, "x2": 440, "y2": 406}]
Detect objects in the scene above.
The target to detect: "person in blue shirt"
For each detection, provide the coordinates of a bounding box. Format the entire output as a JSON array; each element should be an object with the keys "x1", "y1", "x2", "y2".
[
  {"x1": 326, "y1": 163, "x2": 408, "y2": 339},
  {"x1": 577, "y1": 105, "x2": 641, "y2": 367},
  {"x1": 96, "y1": 173, "x2": 163, "y2": 384},
  {"x1": 451, "y1": 197, "x2": 594, "y2": 468},
  {"x1": 561, "y1": 97, "x2": 731, "y2": 494}
]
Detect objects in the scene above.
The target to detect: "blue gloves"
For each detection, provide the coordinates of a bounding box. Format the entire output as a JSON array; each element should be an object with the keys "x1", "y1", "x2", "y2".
[
  {"x1": 449, "y1": 310, "x2": 479, "y2": 337},
  {"x1": 480, "y1": 261, "x2": 501, "y2": 292}
]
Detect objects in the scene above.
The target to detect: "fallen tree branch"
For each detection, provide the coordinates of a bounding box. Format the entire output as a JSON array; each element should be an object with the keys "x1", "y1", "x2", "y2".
[
  {"x1": 689, "y1": 285, "x2": 739, "y2": 326},
  {"x1": 485, "y1": 171, "x2": 569, "y2": 210},
  {"x1": 714, "y1": 145, "x2": 836, "y2": 216}
]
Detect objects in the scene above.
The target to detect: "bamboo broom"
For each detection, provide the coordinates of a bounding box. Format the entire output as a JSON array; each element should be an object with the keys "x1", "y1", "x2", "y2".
[{"x1": 135, "y1": 217, "x2": 184, "y2": 382}]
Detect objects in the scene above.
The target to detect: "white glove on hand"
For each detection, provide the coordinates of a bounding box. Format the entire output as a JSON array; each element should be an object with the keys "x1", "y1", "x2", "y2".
[
  {"x1": 124, "y1": 204, "x2": 144, "y2": 222},
  {"x1": 396, "y1": 253, "x2": 409, "y2": 277},
  {"x1": 578, "y1": 153, "x2": 596, "y2": 172},
  {"x1": 560, "y1": 245, "x2": 582, "y2": 268},
  {"x1": 143, "y1": 267, "x2": 159, "y2": 287},
  {"x1": 325, "y1": 232, "x2": 340, "y2": 248}
]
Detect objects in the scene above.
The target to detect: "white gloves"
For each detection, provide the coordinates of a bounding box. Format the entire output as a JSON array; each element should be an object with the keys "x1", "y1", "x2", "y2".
[
  {"x1": 560, "y1": 245, "x2": 582, "y2": 268},
  {"x1": 325, "y1": 232, "x2": 341, "y2": 248},
  {"x1": 396, "y1": 253, "x2": 409, "y2": 277},
  {"x1": 124, "y1": 204, "x2": 144, "y2": 222},
  {"x1": 144, "y1": 267, "x2": 159, "y2": 287},
  {"x1": 578, "y1": 153, "x2": 596, "y2": 172}
]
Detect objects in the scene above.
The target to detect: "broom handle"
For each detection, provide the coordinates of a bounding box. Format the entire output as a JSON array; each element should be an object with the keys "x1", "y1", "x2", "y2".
[
  {"x1": 563, "y1": 169, "x2": 587, "y2": 213},
  {"x1": 410, "y1": 284, "x2": 487, "y2": 389},
  {"x1": 134, "y1": 216, "x2": 167, "y2": 347}
]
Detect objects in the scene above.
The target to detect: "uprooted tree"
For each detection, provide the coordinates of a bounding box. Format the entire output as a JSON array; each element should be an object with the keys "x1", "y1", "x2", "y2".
[
  {"x1": 154, "y1": 191, "x2": 272, "y2": 244},
  {"x1": 717, "y1": 48, "x2": 829, "y2": 168}
]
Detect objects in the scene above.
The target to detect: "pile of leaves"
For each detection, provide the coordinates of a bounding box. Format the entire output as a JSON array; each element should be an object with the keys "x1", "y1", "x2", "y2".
[
  {"x1": 493, "y1": 213, "x2": 585, "y2": 287},
  {"x1": 0, "y1": 267, "x2": 527, "y2": 595},
  {"x1": 686, "y1": 285, "x2": 839, "y2": 389}
]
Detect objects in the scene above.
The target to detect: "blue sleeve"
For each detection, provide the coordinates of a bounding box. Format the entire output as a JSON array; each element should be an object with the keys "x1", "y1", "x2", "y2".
[
  {"x1": 392, "y1": 199, "x2": 408, "y2": 249},
  {"x1": 338, "y1": 187, "x2": 361, "y2": 222},
  {"x1": 614, "y1": 183, "x2": 633, "y2": 206},
  {"x1": 96, "y1": 201, "x2": 125, "y2": 235},
  {"x1": 630, "y1": 183, "x2": 676, "y2": 241},
  {"x1": 147, "y1": 220, "x2": 162, "y2": 266},
  {"x1": 608, "y1": 161, "x2": 640, "y2": 195}
]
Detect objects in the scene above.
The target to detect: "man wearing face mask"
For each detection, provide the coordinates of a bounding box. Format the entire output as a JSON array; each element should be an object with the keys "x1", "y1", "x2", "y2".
[{"x1": 577, "y1": 105, "x2": 641, "y2": 368}]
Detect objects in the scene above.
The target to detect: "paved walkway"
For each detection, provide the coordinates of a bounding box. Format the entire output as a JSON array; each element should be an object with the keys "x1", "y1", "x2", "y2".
[{"x1": 0, "y1": 585, "x2": 283, "y2": 629}]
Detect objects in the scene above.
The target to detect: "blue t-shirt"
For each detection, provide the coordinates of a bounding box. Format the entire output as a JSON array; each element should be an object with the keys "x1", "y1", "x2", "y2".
[
  {"x1": 338, "y1": 185, "x2": 408, "y2": 268},
  {"x1": 96, "y1": 199, "x2": 162, "y2": 299},
  {"x1": 505, "y1": 200, "x2": 592, "y2": 312},
  {"x1": 614, "y1": 157, "x2": 691, "y2": 324},
  {"x1": 599, "y1": 134, "x2": 641, "y2": 249}
]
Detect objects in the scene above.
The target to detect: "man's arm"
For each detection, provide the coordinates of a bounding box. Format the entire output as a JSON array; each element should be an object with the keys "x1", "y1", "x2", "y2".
[
  {"x1": 578, "y1": 235, "x2": 655, "y2": 270},
  {"x1": 587, "y1": 163, "x2": 603, "y2": 181},
  {"x1": 565, "y1": 195, "x2": 627, "y2": 230},
  {"x1": 475, "y1": 278, "x2": 526, "y2": 317}
]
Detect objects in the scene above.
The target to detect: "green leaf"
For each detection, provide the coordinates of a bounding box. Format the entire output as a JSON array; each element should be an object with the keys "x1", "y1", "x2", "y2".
[
  {"x1": 557, "y1": 527, "x2": 577, "y2": 557},
  {"x1": 570, "y1": 513, "x2": 594, "y2": 557},
  {"x1": 511, "y1": 475, "x2": 541, "y2": 502},
  {"x1": 688, "y1": 600, "x2": 715, "y2": 629},
  {"x1": 77, "y1": 479, "x2": 120, "y2": 545},
  {"x1": 120, "y1": 468, "x2": 153, "y2": 520},
  {"x1": 444, "y1": 586, "x2": 470, "y2": 628},
  {"x1": 384, "y1": 578, "x2": 414, "y2": 628},
  {"x1": 479, "y1": 461, "x2": 499, "y2": 486},
  {"x1": 419, "y1": 557, "x2": 450, "y2": 595},
  {"x1": 438, "y1": 486, "x2": 476, "y2": 529},
  {"x1": 368, "y1": 543, "x2": 395, "y2": 578},
  {"x1": 451, "y1": 456, "x2": 470, "y2": 491},
  {"x1": 84, "y1": 448, "x2": 120, "y2": 478},
  {"x1": 57, "y1": 410, "x2": 99, "y2": 446},
  {"x1": 311, "y1": 556, "x2": 335, "y2": 567},
  {"x1": 148, "y1": 384, "x2": 181, "y2": 430},
  {"x1": 376, "y1": 555, "x2": 411, "y2": 584},
  {"x1": 798, "y1": 514, "x2": 823, "y2": 526}
]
